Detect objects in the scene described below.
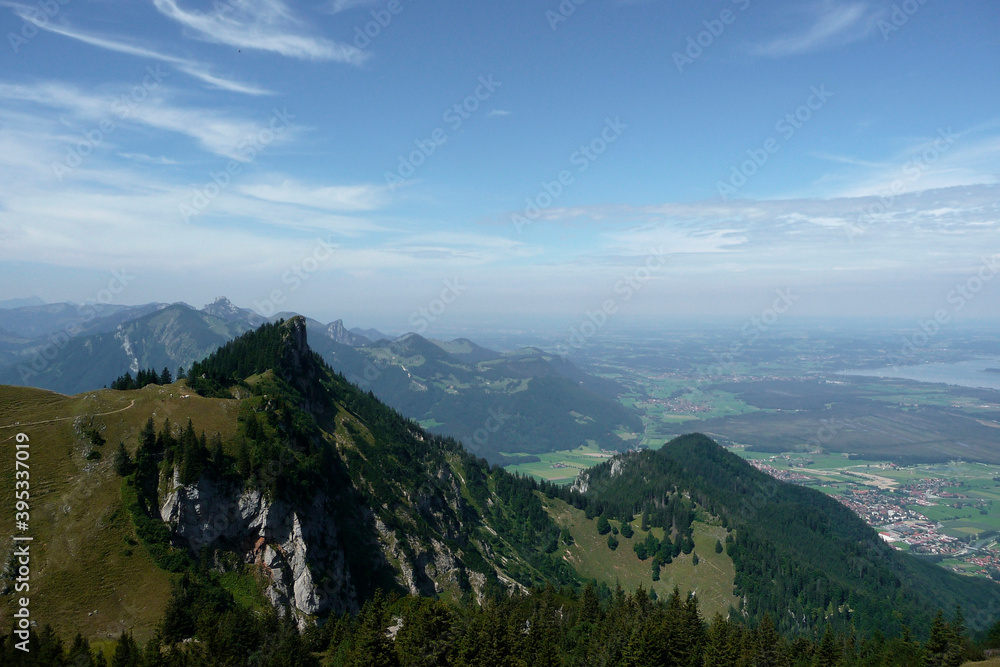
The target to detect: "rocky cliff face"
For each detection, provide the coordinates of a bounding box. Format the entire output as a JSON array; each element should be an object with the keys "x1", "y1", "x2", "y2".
[
  {"x1": 159, "y1": 470, "x2": 357, "y2": 625},
  {"x1": 157, "y1": 464, "x2": 495, "y2": 623},
  {"x1": 324, "y1": 319, "x2": 370, "y2": 347}
]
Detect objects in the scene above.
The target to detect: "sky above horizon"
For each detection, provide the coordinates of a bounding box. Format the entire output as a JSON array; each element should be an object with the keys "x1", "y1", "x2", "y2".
[{"x1": 0, "y1": 0, "x2": 998, "y2": 333}]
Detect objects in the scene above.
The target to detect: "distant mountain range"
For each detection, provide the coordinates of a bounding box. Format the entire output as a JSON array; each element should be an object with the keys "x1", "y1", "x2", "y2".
[
  {"x1": 0, "y1": 297, "x2": 641, "y2": 460},
  {"x1": 307, "y1": 332, "x2": 642, "y2": 461},
  {"x1": 0, "y1": 295, "x2": 45, "y2": 309}
]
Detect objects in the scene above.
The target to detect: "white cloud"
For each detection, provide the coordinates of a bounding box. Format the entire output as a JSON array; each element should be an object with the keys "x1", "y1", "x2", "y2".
[
  {"x1": 237, "y1": 179, "x2": 388, "y2": 211},
  {"x1": 326, "y1": 0, "x2": 378, "y2": 14},
  {"x1": 1, "y1": 4, "x2": 272, "y2": 95},
  {"x1": 822, "y1": 128, "x2": 1000, "y2": 199},
  {"x1": 152, "y1": 0, "x2": 368, "y2": 63},
  {"x1": 752, "y1": 2, "x2": 875, "y2": 57},
  {"x1": 0, "y1": 81, "x2": 290, "y2": 161}
]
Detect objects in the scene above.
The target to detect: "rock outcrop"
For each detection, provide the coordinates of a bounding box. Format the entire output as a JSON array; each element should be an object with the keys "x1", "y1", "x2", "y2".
[
  {"x1": 159, "y1": 470, "x2": 357, "y2": 625},
  {"x1": 324, "y1": 319, "x2": 370, "y2": 347}
]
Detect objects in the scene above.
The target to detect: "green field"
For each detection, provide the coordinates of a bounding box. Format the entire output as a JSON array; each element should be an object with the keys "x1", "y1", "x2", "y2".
[
  {"x1": 503, "y1": 442, "x2": 614, "y2": 483},
  {"x1": 543, "y1": 497, "x2": 739, "y2": 619}
]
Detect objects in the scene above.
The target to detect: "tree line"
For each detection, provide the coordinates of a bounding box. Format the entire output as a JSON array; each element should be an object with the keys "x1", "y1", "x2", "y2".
[{"x1": 5, "y1": 583, "x2": 996, "y2": 665}]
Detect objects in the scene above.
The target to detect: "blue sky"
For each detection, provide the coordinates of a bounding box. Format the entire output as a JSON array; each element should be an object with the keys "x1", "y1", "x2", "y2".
[{"x1": 0, "y1": 0, "x2": 998, "y2": 332}]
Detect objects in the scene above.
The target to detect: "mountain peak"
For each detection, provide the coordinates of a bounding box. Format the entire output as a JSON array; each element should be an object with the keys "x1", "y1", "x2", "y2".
[
  {"x1": 204, "y1": 296, "x2": 238, "y2": 313},
  {"x1": 323, "y1": 318, "x2": 370, "y2": 346},
  {"x1": 283, "y1": 315, "x2": 309, "y2": 354},
  {"x1": 200, "y1": 297, "x2": 265, "y2": 326}
]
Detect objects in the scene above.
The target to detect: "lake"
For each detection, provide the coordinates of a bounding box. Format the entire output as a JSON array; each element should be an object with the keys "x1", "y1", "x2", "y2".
[{"x1": 836, "y1": 357, "x2": 1000, "y2": 391}]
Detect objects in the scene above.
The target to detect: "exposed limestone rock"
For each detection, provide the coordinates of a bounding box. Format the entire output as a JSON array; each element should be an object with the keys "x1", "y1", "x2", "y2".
[
  {"x1": 610, "y1": 457, "x2": 625, "y2": 478},
  {"x1": 159, "y1": 470, "x2": 356, "y2": 625},
  {"x1": 571, "y1": 471, "x2": 590, "y2": 494}
]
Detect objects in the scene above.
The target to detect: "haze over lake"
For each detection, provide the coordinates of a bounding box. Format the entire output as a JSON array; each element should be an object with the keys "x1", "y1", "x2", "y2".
[{"x1": 838, "y1": 358, "x2": 1000, "y2": 391}]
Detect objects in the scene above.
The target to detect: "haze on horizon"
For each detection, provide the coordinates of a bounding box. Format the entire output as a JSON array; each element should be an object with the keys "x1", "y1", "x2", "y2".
[{"x1": 1, "y1": 0, "x2": 998, "y2": 332}]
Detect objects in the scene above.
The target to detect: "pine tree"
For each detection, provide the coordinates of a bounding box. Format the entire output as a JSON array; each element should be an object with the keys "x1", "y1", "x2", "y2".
[
  {"x1": 211, "y1": 432, "x2": 224, "y2": 462},
  {"x1": 597, "y1": 514, "x2": 611, "y2": 535},
  {"x1": 139, "y1": 417, "x2": 156, "y2": 452},
  {"x1": 237, "y1": 438, "x2": 251, "y2": 478},
  {"x1": 110, "y1": 631, "x2": 140, "y2": 667},
  {"x1": 814, "y1": 624, "x2": 840, "y2": 667},
  {"x1": 580, "y1": 583, "x2": 600, "y2": 624},
  {"x1": 715, "y1": 538, "x2": 724, "y2": 554},
  {"x1": 113, "y1": 442, "x2": 133, "y2": 476},
  {"x1": 607, "y1": 534, "x2": 619, "y2": 550}
]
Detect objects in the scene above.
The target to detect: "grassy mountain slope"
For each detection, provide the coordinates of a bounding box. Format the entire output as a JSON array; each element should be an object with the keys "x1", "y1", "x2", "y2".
[
  {"x1": 577, "y1": 433, "x2": 1000, "y2": 635},
  {"x1": 0, "y1": 383, "x2": 240, "y2": 642},
  {"x1": 542, "y1": 496, "x2": 740, "y2": 618}
]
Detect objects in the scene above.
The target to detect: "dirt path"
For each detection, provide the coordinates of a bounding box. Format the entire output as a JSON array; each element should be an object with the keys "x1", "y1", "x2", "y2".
[{"x1": 0, "y1": 399, "x2": 136, "y2": 431}]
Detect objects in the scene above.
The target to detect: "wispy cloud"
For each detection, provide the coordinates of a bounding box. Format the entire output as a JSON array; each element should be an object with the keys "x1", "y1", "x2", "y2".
[
  {"x1": 752, "y1": 2, "x2": 876, "y2": 57},
  {"x1": 237, "y1": 179, "x2": 388, "y2": 211},
  {"x1": 487, "y1": 109, "x2": 511, "y2": 118},
  {"x1": 325, "y1": 0, "x2": 378, "y2": 14},
  {"x1": 117, "y1": 153, "x2": 180, "y2": 165},
  {"x1": 1, "y1": 3, "x2": 272, "y2": 95},
  {"x1": 0, "y1": 81, "x2": 286, "y2": 160},
  {"x1": 152, "y1": 0, "x2": 368, "y2": 64},
  {"x1": 817, "y1": 127, "x2": 1000, "y2": 198}
]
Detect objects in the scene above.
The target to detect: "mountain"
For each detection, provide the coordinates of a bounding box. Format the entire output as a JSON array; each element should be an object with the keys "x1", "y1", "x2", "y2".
[
  {"x1": 305, "y1": 330, "x2": 643, "y2": 461},
  {"x1": 0, "y1": 317, "x2": 578, "y2": 642},
  {"x1": 200, "y1": 296, "x2": 266, "y2": 327},
  {"x1": 350, "y1": 325, "x2": 390, "y2": 342},
  {"x1": 0, "y1": 302, "x2": 638, "y2": 464},
  {"x1": 0, "y1": 301, "x2": 168, "y2": 340},
  {"x1": 1, "y1": 317, "x2": 998, "y2": 663},
  {"x1": 566, "y1": 433, "x2": 1000, "y2": 636},
  {"x1": 0, "y1": 296, "x2": 44, "y2": 309},
  {"x1": 0, "y1": 303, "x2": 257, "y2": 393},
  {"x1": 428, "y1": 337, "x2": 501, "y2": 364},
  {"x1": 324, "y1": 318, "x2": 370, "y2": 346}
]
